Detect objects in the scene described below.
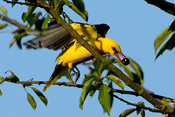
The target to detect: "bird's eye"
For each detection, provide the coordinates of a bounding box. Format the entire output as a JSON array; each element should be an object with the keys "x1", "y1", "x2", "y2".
[{"x1": 112, "y1": 47, "x2": 118, "y2": 53}]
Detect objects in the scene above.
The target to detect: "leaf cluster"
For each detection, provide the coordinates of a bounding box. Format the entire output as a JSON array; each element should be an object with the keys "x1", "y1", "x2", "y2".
[
  {"x1": 79, "y1": 57, "x2": 143, "y2": 115},
  {"x1": 154, "y1": 20, "x2": 175, "y2": 59},
  {"x1": 0, "y1": 71, "x2": 48, "y2": 110},
  {"x1": 119, "y1": 102, "x2": 145, "y2": 117}
]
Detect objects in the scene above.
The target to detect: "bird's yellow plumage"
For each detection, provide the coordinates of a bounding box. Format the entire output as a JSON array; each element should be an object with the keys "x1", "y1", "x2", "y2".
[
  {"x1": 24, "y1": 23, "x2": 129, "y2": 91},
  {"x1": 43, "y1": 37, "x2": 126, "y2": 91}
]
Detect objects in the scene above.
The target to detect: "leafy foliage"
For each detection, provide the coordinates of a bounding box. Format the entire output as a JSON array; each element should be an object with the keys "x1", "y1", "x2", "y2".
[
  {"x1": 0, "y1": 90, "x2": 2, "y2": 97},
  {"x1": 119, "y1": 101, "x2": 146, "y2": 117},
  {"x1": 0, "y1": 5, "x2": 8, "y2": 16},
  {"x1": 27, "y1": 93, "x2": 37, "y2": 110},
  {"x1": 154, "y1": 22, "x2": 175, "y2": 59},
  {"x1": 0, "y1": 24, "x2": 8, "y2": 29},
  {"x1": 98, "y1": 84, "x2": 112, "y2": 116},
  {"x1": 79, "y1": 78, "x2": 94, "y2": 110},
  {"x1": 117, "y1": 57, "x2": 144, "y2": 86},
  {"x1": 31, "y1": 87, "x2": 48, "y2": 106},
  {"x1": 119, "y1": 108, "x2": 136, "y2": 117},
  {"x1": 0, "y1": 72, "x2": 48, "y2": 110},
  {"x1": 4, "y1": 71, "x2": 19, "y2": 83},
  {"x1": 106, "y1": 75, "x2": 124, "y2": 90}
]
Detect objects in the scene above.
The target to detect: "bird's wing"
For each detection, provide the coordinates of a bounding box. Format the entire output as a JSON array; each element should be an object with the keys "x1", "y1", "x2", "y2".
[
  {"x1": 23, "y1": 23, "x2": 110, "y2": 50},
  {"x1": 24, "y1": 24, "x2": 72, "y2": 50}
]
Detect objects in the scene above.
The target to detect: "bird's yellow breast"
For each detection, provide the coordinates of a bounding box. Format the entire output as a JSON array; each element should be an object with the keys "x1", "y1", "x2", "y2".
[
  {"x1": 56, "y1": 37, "x2": 121, "y2": 68},
  {"x1": 57, "y1": 43, "x2": 93, "y2": 68}
]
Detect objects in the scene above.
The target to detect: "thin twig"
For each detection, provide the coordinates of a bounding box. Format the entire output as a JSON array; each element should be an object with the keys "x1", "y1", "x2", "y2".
[
  {"x1": 0, "y1": 14, "x2": 27, "y2": 29},
  {"x1": 3, "y1": 0, "x2": 37, "y2": 6},
  {"x1": 6, "y1": 79, "x2": 175, "y2": 103},
  {"x1": 111, "y1": 88, "x2": 175, "y2": 103},
  {"x1": 3, "y1": 0, "x2": 49, "y2": 9},
  {"x1": 144, "y1": 0, "x2": 175, "y2": 16},
  {"x1": 111, "y1": 93, "x2": 162, "y2": 113}
]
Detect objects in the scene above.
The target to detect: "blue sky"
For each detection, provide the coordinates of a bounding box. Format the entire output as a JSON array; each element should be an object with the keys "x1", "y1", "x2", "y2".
[{"x1": 0, "y1": 0, "x2": 175, "y2": 117}]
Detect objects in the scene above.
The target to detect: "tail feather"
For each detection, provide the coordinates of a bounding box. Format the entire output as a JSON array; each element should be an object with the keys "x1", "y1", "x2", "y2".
[{"x1": 43, "y1": 63, "x2": 69, "y2": 91}]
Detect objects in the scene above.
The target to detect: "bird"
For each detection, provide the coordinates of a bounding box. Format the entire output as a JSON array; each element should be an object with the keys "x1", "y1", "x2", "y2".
[{"x1": 24, "y1": 23, "x2": 130, "y2": 91}]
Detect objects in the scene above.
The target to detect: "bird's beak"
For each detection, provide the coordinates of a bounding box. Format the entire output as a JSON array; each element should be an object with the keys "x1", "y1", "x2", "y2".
[{"x1": 115, "y1": 52, "x2": 130, "y2": 65}]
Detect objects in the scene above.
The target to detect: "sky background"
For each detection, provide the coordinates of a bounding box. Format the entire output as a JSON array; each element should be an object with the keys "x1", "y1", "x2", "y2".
[{"x1": 0, "y1": 0, "x2": 175, "y2": 117}]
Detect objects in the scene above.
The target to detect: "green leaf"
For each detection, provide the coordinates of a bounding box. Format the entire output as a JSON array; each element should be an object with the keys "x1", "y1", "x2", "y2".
[
  {"x1": 0, "y1": 76, "x2": 4, "y2": 84},
  {"x1": 72, "y1": 0, "x2": 86, "y2": 13},
  {"x1": 64, "y1": 1, "x2": 88, "y2": 21},
  {"x1": 41, "y1": 15, "x2": 51, "y2": 29},
  {"x1": 89, "y1": 87, "x2": 96, "y2": 96},
  {"x1": 79, "y1": 79, "x2": 94, "y2": 110},
  {"x1": 129, "y1": 58, "x2": 144, "y2": 79},
  {"x1": 98, "y1": 59, "x2": 115, "y2": 75},
  {"x1": 0, "y1": 90, "x2": 2, "y2": 97},
  {"x1": 22, "y1": 6, "x2": 36, "y2": 23},
  {"x1": 12, "y1": 30, "x2": 27, "y2": 49},
  {"x1": 117, "y1": 58, "x2": 144, "y2": 86},
  {"x1": 98, "y1": 84, "x2": 111, "y2": 116},
  {"x1": 128, "y1": 58, "x2": 144, "y2": 86},
  {"x1": 119, "y1": 108, "x2": 136, "y2": 117},
  {"x1": 5, "y1": 73, "x2": 19, "y2": 83},
  {"x1": 137, "y1": 101, "x2": 144, "y2": 106},
  {"x1": 108, "y1": 82, "x2": 113, "y2": 108},
  {"x1": 63, "y1": 0, "x2": 69, "y2": 5},
  {"x1": 0, "y1": 5, "x2": 8, "y2": 16},
  {"x1": 155, "y1": 33, "x2": 175, "y2": 59},
  {"x1": 106, "y1": 75, "x2": 124, "y2": 90},
  {"x1": 116, "y1": 59, "x2": 133, "y2": 79},
  {"x1": 0, "y1": 24, "x2": 8, "y2": 30},
  {"x1": 140, "y1": 109, "x2": 145, "y2": 117},
  {"x1": 31, "y1": 87, "x2": 48, "y2": 106},
  {"x1": 136, "y1": 102, "x2": 144, "y2": 115},
  {"x1": 29, "y1": 12, "x2": 42, "y2": 27},
  {"x1": 136, "y1": 108, "x2": 141, "y2": 115},
  {"x1": 166, "y1": 113, "x2": 175, "y2": 117},
  {"x1": 161, "y1": 97, "x2": 171, "y2": 105},
  {"x1": 154, "y1": 26, "x2": 175, "y2": 53},
  {"x1": 27, "y1": 93, "x2": 37, "y2": 110}
]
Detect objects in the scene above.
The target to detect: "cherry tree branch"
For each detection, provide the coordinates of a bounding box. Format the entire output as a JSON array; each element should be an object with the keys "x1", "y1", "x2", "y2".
[
  {"x1": 0, "y1": 14, "x2": 27, "y2": 29},
  {"x1": 5, "y1": 79, "x2": 175, "y2": 103},
  {"x1": 111, "y1": 93, "x2": 162, "y2": 113},
  {"x1": 145, "y1": 0, "x2": 175, "y2": 16}
]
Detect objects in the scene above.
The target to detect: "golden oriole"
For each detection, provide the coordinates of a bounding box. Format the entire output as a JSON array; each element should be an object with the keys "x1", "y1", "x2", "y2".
[{"x1": 24, "y1": 23, "x2": 130, "y2": 91}]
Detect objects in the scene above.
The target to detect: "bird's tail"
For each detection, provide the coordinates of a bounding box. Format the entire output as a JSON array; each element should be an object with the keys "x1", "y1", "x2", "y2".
[{"x1": 43, "y1": 62, "x2": 69, "y2": 91}]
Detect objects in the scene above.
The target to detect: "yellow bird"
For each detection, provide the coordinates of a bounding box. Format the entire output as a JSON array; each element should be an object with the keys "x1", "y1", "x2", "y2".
[{"x1": 24, "y1": 23, "x2": 130, "y2": 91}]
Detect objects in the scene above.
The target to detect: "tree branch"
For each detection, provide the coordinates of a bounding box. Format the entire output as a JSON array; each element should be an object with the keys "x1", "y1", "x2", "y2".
[
  {"x1": 112, "y1": 93, "x2": 162, "y2": 113},
  {"x1": 3, "y1": 0, "x2": 38, "y2": 6},
  {"x1": 0, "y1": 14, "x2": 27, "y2": 30},
  {"x1": 7, "y1": 79, "x2": 175, "y2": 105},
  {"x1": 7, "y1": 80, "x2": 169, "y2": 114},
  {"x1": 145, "y1": 0, "x2": 175, "y2": 16},
  {"x1": 111, "y1": 88, "x2": 175, "y2": 103}
]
